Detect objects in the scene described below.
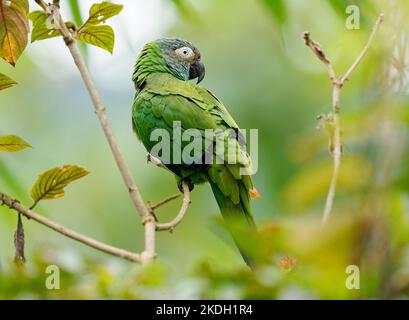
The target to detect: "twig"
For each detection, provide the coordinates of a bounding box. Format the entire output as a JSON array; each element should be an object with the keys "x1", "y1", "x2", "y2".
[
  {"x1": 0, "y1": 192, "x2": 142, "y2": 263},
  {"x1": 340, "y1": 14, "x2": 385, "y2": 84},
  {"x1": 156, "y1": 182, "x2": 191, "y2": 232},
  {"x1": 43, "y1": 3, "x2": 159, "y2": 262},
  {"x1": 304, "y1": 32, "x2": 337, "y2": 82},
  {"x1": 145, "y1": 155, "x2": 191, "y2": 231},
  {"x1": 34, "y1": 0, "x2": 49, "y2": 12},
  {"x1": 148, "y1": 193, "x2": 181, "y2": 211},
  {"x1": 48, "y1": 5, "x2": 150, "y2": 221},
  {"x1": 304, "y1": 14, "x2": 383, "y2": 225}
]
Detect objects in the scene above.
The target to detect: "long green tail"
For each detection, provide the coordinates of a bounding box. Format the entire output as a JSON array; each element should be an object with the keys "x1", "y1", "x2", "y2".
[{"x1": 209, "y1": 180, "x2": 256, "y2": 269}]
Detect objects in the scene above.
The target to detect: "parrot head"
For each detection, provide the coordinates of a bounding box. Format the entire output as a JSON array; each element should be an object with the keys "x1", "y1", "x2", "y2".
[{"x1": 133, "y1": 38, "x2": 205, "y2": 90}]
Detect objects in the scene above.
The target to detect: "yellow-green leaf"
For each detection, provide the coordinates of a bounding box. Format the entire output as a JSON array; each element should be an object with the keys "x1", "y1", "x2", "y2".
[
  {"x1": 76, "y1": 25, "x2": 114, "y2": 53},
  {"x1": 30, "y1": 165, "x2": 89, "y2": 204},
  {"x1": 0, "y1": 134, "x2": 31, "y2": 152},
  {"x1": 0, "y1": 0, "x2": 29, "y2": 66},
  {"x1": 29, "y1": 10, "x2": 60, "y2": 42},
  {"x1": 0, "y1": 73, "x2": 17, "y2": 90},
  {"x1": 83, "y1": 1, "x2": 123, "y2": 26}
]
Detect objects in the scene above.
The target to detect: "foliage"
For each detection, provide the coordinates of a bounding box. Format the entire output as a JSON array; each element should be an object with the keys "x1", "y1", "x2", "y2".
[
  {"x1": 75, "y1": 1, "x2": 123, "y2": 53},
  {"x1": 76, "y1": 25, "x2": 115, "y2": 54},
  {"x1": 1, "y1": 0, "x2": 409, "y2": 300},
  {"x1": 0, "y1": 135, "x2": 31, "y2": 152},
  {"x1": 0, "y1": 73, "x2": 17, "y2": 90},
  {"x1": 29, "y1": 11, "x2": 62, "y2": 42},
  {"x1": 0, "y1": 0, "x2": 29, "y2": 66},
  {"x1": 30, "y1": 165, "x2": 89, "y2": 205}
]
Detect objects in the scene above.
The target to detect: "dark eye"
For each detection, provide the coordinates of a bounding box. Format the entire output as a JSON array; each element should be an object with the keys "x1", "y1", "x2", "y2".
[{"x1": 176, "y1": 46, "x2": 194, "y2": 59}]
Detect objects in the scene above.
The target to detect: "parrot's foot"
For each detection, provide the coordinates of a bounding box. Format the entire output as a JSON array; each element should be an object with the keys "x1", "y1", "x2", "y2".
[{"x1": 178, "y1": 178, "x2": 194, "y2": 193}]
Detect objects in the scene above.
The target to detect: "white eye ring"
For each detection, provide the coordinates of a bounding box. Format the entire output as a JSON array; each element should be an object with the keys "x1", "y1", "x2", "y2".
[{"x1": 175, "y1": 46, "x2": 194, "y2": 59}]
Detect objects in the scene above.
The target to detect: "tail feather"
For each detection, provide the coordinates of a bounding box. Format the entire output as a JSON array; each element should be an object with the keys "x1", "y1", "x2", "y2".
[{"x1": 209, "y1": 180, "x2": 256, "y2": 269}]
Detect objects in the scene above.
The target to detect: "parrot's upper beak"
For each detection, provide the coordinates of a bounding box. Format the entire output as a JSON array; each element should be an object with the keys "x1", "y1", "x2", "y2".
[{"x1": 189, "y1": 60, "x2": 205, "y2": 84}]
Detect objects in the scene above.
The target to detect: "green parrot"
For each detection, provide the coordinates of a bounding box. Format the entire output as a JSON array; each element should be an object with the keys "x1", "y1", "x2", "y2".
[{"x1": 131, "y1": 38, "x2": 260, "y2": 267}]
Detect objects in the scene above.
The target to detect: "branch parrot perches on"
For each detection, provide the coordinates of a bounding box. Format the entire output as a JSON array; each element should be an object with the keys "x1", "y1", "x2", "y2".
[{"x1": 131, "y1": 38, "x2": 260, "y2": 267}]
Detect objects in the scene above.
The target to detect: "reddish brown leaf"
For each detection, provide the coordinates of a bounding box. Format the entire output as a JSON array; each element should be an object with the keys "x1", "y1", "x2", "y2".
[{"x1": 0, "y1": 0, "x2": 29, "y2": 66}]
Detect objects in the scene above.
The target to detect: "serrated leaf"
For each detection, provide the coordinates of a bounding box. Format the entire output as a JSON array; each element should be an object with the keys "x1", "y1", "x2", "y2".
[
  {"x1": 0, "y1": 0, "x2": 29, "y2": 66},
  {"x1": 76, "y1": 25, "x2": 114, "y2": 53},
  {"x1": 29, "y1": 10, "x2": 60, "y2": 42},
  {"x1": 30, "y1": 165, "x2": 89, "y2": 205},
  {"x1": 0, "y1": 72, "x2": 17, "y2": 90},
  {"x1": 83, "y1": 1, "x2": 123, "y2": 27},
  {"x1": 0, "y1": 134, "x2": 31, "y2": 152}
]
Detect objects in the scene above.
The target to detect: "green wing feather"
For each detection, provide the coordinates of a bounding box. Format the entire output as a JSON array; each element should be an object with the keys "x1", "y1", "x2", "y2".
[{"x1": 132, "y1": 73, "x2": 258, "y2": 266}]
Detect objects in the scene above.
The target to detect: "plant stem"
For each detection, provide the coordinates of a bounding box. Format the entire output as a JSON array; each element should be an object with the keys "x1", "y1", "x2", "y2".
[
  {"x1": 304, "y1": 14, "x2": 383, "y2": 225},
  {"x1": 0, "y1": 192, "x2": 142, "y2": 263},
  {"x1": 156, "y1": 182, "x2": 191, "y2": 232}
]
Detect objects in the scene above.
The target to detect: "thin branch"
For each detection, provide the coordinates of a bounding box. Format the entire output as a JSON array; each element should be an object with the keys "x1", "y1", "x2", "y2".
[
  {"x1": 156, "y1": 182, "x2": 191, "y2": 232},
  {"x1": 45, "y1": 3, "x2": 157, "y2": 261},
  {"x1": 340, "y1": 14, "x2": 385, "y2": 84},
  {"x1": 304, "y1": 32, "x2": 337, "y2": 82},
  {"x1": 34, "y1": 0, "x2": 49, "y2": 12},
  {"x1": 148, "y1": 193, "x2": 181, "y2": 211},
  {"x1": 304, "y1": 14, "x2": 383, "y2": 225},
  {"x1": 145, "y1": 155, "x2": 191, "y2": 231},
  {"x1": 0, "y1": 192, "x2": 142, "y2": 263},
  {"x1": 47, "y1": 4, "x2": 150, "y2": 221}
]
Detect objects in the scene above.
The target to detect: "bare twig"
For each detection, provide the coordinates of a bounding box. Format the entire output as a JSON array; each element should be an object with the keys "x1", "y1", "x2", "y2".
[
  {"x1": 304, "y1": 32, "x2": 337, "y2": 82},
  {"x1": 48, "y1": 5, "x2": 150, "y2": 221},
  {"x1": 145, "y1": 155, "x2": 191, "y2": 231},
  {"x1": 156, "y1": 182, "x2": 191, "y2": 232},
  {"x1": 304, "y1": 14, "x2": 383, "y2": 225},
  {"x1": 0, "y1": 192, "x2": 142, "y2": 263},
  {"x1": 148, "y1": 193, "x2": 181, "y2": 211},
  {"x1": 340, "y1": 14, "x2": 385, "y2": 84},
  {"x1": 34, "y1": 0, "x2": 49, "y2": 12}
]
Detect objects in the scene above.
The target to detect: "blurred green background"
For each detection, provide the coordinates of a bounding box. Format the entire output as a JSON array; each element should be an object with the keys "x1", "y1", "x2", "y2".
[{"x1": 1, "y1": 0, "x2": 409, "y2": 299}]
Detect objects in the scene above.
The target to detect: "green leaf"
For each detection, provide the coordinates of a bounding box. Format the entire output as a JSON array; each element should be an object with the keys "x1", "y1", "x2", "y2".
[
  {"x1": 30, "y1": 165, "x2": 89, "y2": 205},
  {"x1": 261, "y1": 0, "x2": 286, "y2": 24},
  {"x1": 0, "y1": 0, "x2": 29, "y2": 66},
  {"x1": 29, "y1": 10, "x2": 60, "y2": 42},
  {"x1": 29, "y1": 11, "x2": 77, "y2": 43},
  {"x1": 76, "y1": 25, "x2": 114, "y2": 53},
  {"x1": 0, "y1": 134, "x2": 31, "y2": 152},
  {"x1": 82, "y1": 1, "x2": 123, "y2": 27},
  {"x1": 0, "y1": 73, "x2": 17, "y2": 90}
]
